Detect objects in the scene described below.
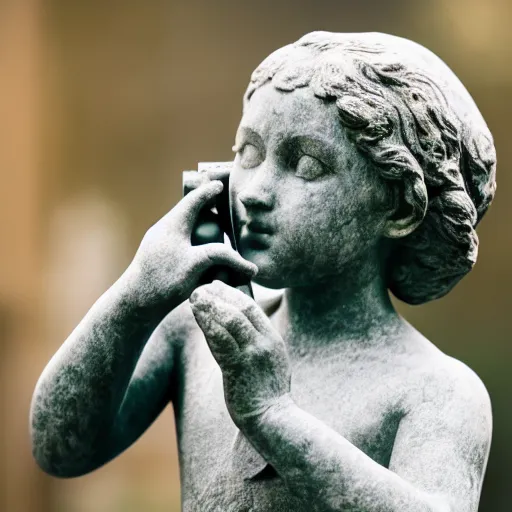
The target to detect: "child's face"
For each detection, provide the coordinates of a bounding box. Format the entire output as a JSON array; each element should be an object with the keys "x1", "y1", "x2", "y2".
[{"x1": 230, "y1": 84, "x2": 390, "y2": 289}]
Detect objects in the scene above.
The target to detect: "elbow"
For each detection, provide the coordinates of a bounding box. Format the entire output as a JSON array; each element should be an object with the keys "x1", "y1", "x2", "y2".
[
  {"x1": 30, "y1": 423, "x2": 91, "y2": 479},
  {"x1": 33, "y1": 460, "x2": 93, "y2": 480},
  {"x1": 30, "y1": 432, "x2": 74, "y2": 478},
  {"x1": 30, "y1": 433, "x2": 99, "y2": 479},
  {"x1": 31, "y1": 443, "x2": 74, "y2": 479},
  {"x1": 29, "y1": 399, "x2": 97, "y2": 478}
]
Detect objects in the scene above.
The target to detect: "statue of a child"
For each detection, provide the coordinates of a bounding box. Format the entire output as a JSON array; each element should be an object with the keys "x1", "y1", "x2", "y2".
[{"x1": 30, "y1": 32, "x2": 496, "y2": 512}]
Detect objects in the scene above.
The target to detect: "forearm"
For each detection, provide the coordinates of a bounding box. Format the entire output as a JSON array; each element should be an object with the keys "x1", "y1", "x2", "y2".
[
  {"x1": 30, "y1": 266, "x2": 172, "y2": 476},
  {"x1": 244, "y1": 397, "x2": 447, "y2": 512}
]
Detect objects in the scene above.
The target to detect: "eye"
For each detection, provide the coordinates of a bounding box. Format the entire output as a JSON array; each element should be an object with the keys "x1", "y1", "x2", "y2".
[
  {"x1": 238, "y1": 143, "x2": 263, "y2": 169},
  {"x1": 295, "y1": 155, "x2": 327, "y2": 180}
]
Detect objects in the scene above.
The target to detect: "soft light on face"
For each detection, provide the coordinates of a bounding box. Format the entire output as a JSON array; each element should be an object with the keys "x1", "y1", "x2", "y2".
[{"x1": 230, "y1": 84, "x2": 389, "y2": 289}]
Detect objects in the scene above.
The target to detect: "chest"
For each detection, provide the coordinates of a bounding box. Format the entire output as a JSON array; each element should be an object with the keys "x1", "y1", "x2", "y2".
[{"x1": 173, "y1": 330, "x2": 406, "y2": 511}]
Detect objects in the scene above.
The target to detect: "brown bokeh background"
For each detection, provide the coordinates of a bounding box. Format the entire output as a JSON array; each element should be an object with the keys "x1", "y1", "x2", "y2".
[{"x1": 0, "y1": 1, "x2": 510, "y2": 511}]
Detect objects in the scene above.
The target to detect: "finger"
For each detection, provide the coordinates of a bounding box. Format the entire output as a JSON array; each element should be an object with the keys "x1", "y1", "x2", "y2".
[
  {"x1": 206, "y1": 280, "x2": 275, "y2": 337},
  {"x1": 182, "y1": 170, "x2": 210, "y2": 195},
  {"x1": 190, "y1": 299, "x2": 239, "y2": 368},
  {"x1": 195, "y1": 243, "x2": 258, "y2": 278},
  {"x1": 190, "y1": 286, "x2": 259, "y2": 350},
  {"x1": 173, "y1": 180, "x2": 224, "y2": 233}
]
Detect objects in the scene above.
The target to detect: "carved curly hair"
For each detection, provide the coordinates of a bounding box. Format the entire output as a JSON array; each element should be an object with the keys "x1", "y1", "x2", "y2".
[{"x1": 244, "y1": 31, "x2": 496, "y2": 305}]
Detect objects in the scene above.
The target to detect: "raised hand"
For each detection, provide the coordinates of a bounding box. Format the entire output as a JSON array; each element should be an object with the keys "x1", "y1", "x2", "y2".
[
  {"x1": 189, "y1": 280, "x2": 291, "y2": 428},
  {"x1": 129, "y1": 181, "x2": 258, "y2": 312}
]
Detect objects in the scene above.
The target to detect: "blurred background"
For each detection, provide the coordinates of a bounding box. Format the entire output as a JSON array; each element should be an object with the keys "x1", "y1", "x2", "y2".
[{"x1": 0, "y1": 0, "x2": 510, "y2": 510}]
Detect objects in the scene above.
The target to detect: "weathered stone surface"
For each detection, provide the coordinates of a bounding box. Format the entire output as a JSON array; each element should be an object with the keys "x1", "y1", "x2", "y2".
[{"x1": 30, "y1": 32, "x2": 495, "y2": 511}]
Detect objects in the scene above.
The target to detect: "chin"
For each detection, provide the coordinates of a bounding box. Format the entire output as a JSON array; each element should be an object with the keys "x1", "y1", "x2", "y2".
[
  {"x1": 241, "y1": 251, "x2": 287, "y2": 289},
  {"x1": 250, "y1": 258, "x2": 315, "y2": 289},
  {"x1": 241, "y1": 245, "x2": 333, "y2": 289},
  {"x1": 253, "y1": 260, "x2": 343, "y2": 290},
  {"x1": 252, "y1": 274, "x2": 288, "y2": 290}
]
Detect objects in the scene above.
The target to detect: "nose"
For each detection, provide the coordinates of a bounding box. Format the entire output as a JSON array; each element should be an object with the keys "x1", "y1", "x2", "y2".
[{"x1": 237, "y1": 164, "x2": 275, "y2": 211}]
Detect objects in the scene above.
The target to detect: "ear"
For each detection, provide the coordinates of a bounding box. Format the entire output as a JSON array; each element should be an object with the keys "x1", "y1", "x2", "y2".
[
  {"x1": 383, "y1": 215, "x2": 423, "y2": 239},
  {"x1": 382, "y1": 181, "x2": 426, "y2": 239}
]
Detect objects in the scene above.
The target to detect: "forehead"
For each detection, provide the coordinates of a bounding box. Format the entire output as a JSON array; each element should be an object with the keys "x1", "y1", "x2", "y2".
[{"x1": 239, "y1": 84, "x2": 343, "y2": 143}]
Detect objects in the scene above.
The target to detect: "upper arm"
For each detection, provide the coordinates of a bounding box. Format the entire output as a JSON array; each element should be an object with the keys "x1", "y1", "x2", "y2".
[
  {"x1": 99, "y1": 301, "x2": 192, "y2": 466},
  {"x1": 389, "y1": 359, "x2": 492, "y2": 512}
]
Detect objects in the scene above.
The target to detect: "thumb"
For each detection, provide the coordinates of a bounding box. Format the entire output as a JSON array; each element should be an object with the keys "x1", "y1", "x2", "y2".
[{"x1": 196, "y1": 243, "x2": 258, "y2": 277}]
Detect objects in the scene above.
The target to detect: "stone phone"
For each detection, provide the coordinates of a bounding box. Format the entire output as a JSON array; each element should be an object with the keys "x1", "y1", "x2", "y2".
[{"x1": 182, "y1": 162, "x2": 254, "y2": 298}]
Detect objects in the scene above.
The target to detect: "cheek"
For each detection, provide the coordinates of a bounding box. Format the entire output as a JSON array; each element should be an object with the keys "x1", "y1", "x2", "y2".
[
  {"x1": 277, "y1": 186, "x2": 342, "y2": 263},
  {"x1": 278, "y1": 182, "x2": 381, "y2": 266}
]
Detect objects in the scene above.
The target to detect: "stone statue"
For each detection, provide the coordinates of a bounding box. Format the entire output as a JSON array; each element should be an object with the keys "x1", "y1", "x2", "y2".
[{"x1": 30, "y1": 32, "x2": 496, "y2": 511}]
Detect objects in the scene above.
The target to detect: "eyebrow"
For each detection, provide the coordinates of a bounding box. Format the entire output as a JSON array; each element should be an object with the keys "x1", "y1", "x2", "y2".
[
  {"x1": 233, "y1": 126, "x2": 263, "y2": 151},
  {"x1": 234, "y1": 126, "x2": 337, "y2": 160},
  {"x1": 277, "y1": 133, "x2": 337, "y2": 173},
  {"x1": 291, "y1": 134, "x2": 337, "y2": 158}
]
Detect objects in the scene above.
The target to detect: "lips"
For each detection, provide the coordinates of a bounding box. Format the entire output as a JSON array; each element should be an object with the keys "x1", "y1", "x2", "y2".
[
  {"x1": 239, "y1": 218, "x2": 275, "y2": 250},
  {"x1": 245, "y1": 219, "x2": 274, "y2": 235}
]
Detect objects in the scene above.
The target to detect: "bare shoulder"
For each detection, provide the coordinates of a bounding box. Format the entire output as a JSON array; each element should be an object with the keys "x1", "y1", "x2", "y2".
[
  {"x1": 426, "y1": 354, "x2": 492, "y2": 428},
  {"x1": 400, "y1": 325, "x2": 492, "y2": 434},
  {"x1": 439, "y1": 354, "x2": 492, "y2": 406},
  {"x1": 389, "y1": 330, "x2": 492, "y2": 509}
]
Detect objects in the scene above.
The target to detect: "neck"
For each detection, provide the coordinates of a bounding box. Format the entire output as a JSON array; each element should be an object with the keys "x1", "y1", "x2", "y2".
[{"x1": 274, "y1": 254, "x2": 402, "y2": 351}]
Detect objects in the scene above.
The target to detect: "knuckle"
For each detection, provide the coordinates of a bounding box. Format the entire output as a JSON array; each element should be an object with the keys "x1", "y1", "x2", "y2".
[
  {"x1": 245, "y1": 344, "x2": 261, "y2": 358},
  {"x1": 189, "y1": 181, "x2": 215, "y2": 203},
  {"x1": 195, "y1": 244, "x2": 213, "y2": 261},
  {"x1": 203, "y1": 244, "x2": 228, "y2": 265},
  {"x1": 258, "y1": 343, "x2": 274, "y2": 358},
  {"x1": 203, "y1": 246, "x2": 219, "y2": 266},
  {"x1": 248, "y1": 339, "x2": 271, "y2": 357},
  {"x1": 224, "y1": 313, "x2": 243, "y2": 332},
  {"x1": 187, "y1": 188, "x2": 204, "y2": 206},
  {"x1": 189, "y1": 250, "x2": 203, "y2": 268},
  {"x1": 240, "y1": 301, "x2": 258, "y2": 318}
]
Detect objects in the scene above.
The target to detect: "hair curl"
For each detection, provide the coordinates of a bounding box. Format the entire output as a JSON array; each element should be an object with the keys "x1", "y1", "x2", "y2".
[{"x1": 244, "y1": 31, "x2": 496, "y2": 305}]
